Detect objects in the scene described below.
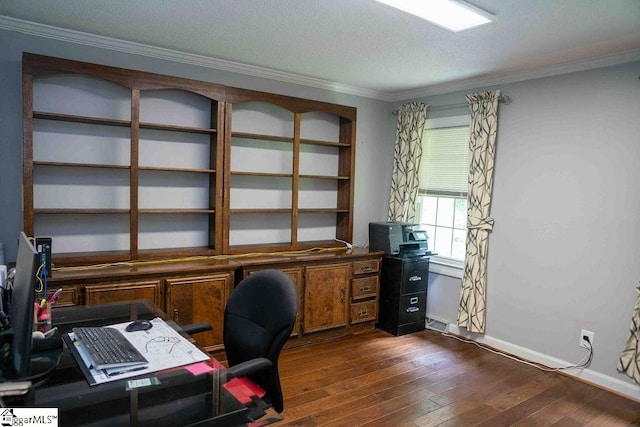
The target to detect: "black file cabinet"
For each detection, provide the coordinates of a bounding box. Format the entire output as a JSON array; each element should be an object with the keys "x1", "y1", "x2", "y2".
[{"x1": 376, "y1": 255, "x2": 430, "y2": 336}]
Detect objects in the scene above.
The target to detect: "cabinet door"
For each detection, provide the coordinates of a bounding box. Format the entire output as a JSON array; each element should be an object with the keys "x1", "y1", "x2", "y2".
[
  {"x1": 273, "y1": 268, "x2": 303, "y2": 337},
  {"x1": 165, "y1": 273, "x2": 232, "y2": 351},
  {"x1": 303, "y1": 263, "x2": 350, "y2": 334},
  {"x1": 244, "y1": 267, "x2": 303, "y2": 337},
  {"x1": 285, "y1": 269, "x2": 303, "y2": 336},
  {"x1": 85, "y1": 280, "x2": 162, "y2": 306}
]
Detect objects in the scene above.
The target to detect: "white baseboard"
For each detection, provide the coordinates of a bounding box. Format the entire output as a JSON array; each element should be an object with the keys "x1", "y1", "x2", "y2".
[{"x1": 447, "y1": 323, "x2": 640, "y2": 402}]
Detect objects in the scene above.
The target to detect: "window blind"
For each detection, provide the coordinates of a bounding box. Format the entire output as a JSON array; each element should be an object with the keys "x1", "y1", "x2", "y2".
[{"x1": 419, "y1": 125, "x2": 470, "y2": 195}]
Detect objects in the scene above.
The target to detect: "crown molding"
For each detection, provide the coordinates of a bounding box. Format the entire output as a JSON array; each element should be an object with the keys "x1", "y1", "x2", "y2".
[
  {"x1": 391, "y1": 47, "x2": 640, "y2": 101},
  {"x1": 2, "y1": 15, "x2": 639, "y2": 104},
  {"x1": 0, "y1": 15, "x2": 394, "y2": 101}
]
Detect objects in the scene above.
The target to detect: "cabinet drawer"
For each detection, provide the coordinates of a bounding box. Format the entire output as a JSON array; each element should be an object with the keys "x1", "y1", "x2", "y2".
[
  {"x1": 49, "y1": 287, "x2": 79, "y2": 307},
  {"x1": 351, "y1": 276, "x2": 379, "y2": 300},
  {"x1": 353, "y1": 259, "x2": 380, "y2": 275},
  {"x1": 350, "y1": 300, "x2": 377, "y2": 324},
  {"x1": 84, "y1": 280, "x2": 162, "y2": 306}
]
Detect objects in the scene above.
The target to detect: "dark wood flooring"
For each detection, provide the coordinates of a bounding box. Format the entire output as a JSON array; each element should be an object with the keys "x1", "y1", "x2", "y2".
[{"x1": 276, "y1": 329, "x2": 640, "y2": 426}]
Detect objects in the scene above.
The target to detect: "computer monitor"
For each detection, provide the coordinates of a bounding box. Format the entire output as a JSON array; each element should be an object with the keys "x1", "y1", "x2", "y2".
[{"x1": 9, "y1": 232, "x2": 39, "y2": 378}]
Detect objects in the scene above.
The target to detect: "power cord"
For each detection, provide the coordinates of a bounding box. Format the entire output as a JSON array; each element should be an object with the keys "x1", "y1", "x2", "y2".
[
  {"x1": 54, "y1": 246, "x2": 349, "y2": 272},
  {"x1": 334, "y1": 239, "x2": 353, "y2": 250},
  {"x1": 442, "y1": 332, "x2": 593, "y2": 372}
]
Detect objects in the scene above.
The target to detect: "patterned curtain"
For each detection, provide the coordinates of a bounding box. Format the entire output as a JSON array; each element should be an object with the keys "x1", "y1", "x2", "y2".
[
  {"x1": 618, "y1": 283, "x2": 640, "y2": 383},
  {"x1": 388, "y1": 102, "x2": 428, "y2": 222},
  {"x1": 457, "y1": 90, "x2": 500, "y2": 334}
]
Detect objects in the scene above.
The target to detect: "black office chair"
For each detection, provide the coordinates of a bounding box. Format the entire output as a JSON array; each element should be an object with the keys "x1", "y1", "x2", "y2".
[{"x1": 184, "y1": 269, "x2": 298, "y2": 413}]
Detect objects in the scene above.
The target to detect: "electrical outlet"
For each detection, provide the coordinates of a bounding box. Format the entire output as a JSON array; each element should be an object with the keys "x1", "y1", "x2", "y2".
[{"x1": 579, "y1": 329, "x2": 594, "y2": 349}]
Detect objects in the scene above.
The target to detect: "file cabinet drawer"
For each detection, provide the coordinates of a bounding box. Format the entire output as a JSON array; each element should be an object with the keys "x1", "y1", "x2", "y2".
[
  {"x1": 401, "y1": 260, "x2": 429, "y2": 294},
  {"x1": 400, "y1": 293, "x2": 426, "y2": 324}
]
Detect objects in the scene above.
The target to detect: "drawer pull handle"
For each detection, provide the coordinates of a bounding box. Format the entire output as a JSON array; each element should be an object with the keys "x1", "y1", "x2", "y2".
[
  {"x1": 359, "y1": 311, "x2": 369, "y2": 317},
  {"x1": 360, "y1": 266, "x2": 372, "y2": 272},
  {"x1": 360, "y1": 286, "x2": 371, "y2": 292},
  {"x1": 173, "y1": 308, "x2": 179, "y2": 323},
  {"x1": 410, "y1": 297, "x2": 418, "y2": 304},
  {"x1": 409, "y1": 276, "x2": 422, "y2": 282},
  {"x1": 406, "y1": 307, "x2": 419, "y2": 313}
]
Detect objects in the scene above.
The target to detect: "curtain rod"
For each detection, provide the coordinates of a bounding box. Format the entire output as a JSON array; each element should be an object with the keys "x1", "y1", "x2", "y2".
[{"x1": 392, "y1": 94, "x2": 512, "y2": 115}]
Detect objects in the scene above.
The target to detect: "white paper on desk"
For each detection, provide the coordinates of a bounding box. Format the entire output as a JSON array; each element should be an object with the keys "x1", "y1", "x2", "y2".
[{"x1": 71, "y1": 317, "x2": 210, "y2": 385}]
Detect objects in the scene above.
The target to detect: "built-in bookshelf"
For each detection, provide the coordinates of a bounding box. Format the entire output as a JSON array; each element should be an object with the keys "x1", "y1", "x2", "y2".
[
  {"x1": 22, "y1": 53, "x2": 356, "y2": 264},
  {"x1": 224, "y1": 88, "x2": 356, "y2": 254}
]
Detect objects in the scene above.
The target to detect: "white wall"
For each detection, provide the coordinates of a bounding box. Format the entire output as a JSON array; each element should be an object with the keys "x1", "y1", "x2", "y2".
[{"x1": 410, "y1": 61, "x2": 640, "y2": 399}]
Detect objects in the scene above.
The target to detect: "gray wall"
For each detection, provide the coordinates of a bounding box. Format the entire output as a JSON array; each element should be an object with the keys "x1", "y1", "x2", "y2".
[
  {"x1": 409, "y1": 61, "x2": 640, "y2": 396},
  {"x1": 0, "y1": 28, "x2": 395, "y2": 259}
]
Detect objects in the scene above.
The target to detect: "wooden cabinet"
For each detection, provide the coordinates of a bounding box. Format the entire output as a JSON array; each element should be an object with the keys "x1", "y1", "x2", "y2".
[
  {"x1": 47, "y1": 258, "x2": 237, "y2": 350},
  {"x1": 303, "y1": 263, "x2": 350, "y2": 334},
  {"x1": 85, "y1": 280, "x2": 162, "y2": 306},
  {"x1": 237, "y1": 249, "x2": 382, "y2": 346},
  {"x1": 165, "y1": 273, "x2": 233, "y2": 351},
  {"x1": 19, "y1": 51, "x2": 370, "y2": 352},
  {"x1": 48, "y1": 250, "x2": 381, "y2": 352}
]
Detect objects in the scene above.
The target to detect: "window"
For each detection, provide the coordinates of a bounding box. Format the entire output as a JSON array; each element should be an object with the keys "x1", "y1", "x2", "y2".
[{"x1": 416, "y1": 116, "x2": 470, "y2": 262}]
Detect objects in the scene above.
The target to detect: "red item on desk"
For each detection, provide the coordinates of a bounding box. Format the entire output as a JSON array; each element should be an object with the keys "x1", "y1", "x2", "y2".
[
  {"x1": 224, "y1": 377, "x2": 266, "y2": 404},
  {"x1": 209, "y1": 358, "x2": 224, "y2": 370},
  {"x1": 206, "y1": 358, "x2": 266, "y2": 403}
]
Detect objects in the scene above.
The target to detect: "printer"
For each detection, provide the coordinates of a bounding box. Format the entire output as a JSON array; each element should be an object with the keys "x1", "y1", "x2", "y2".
[{"x1": 368, "y1": 222, "x2": 430, "y2": 255}]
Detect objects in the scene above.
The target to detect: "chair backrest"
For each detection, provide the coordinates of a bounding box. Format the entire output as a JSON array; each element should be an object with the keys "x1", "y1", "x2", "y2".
[{"x1": 223, "y1": 269, "x2": 298, "y2": 413}]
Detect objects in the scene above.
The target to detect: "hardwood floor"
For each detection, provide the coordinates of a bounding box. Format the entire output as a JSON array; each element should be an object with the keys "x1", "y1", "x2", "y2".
[{"x1": 276, "y1": 329, "x2": 640, "y2": 426}]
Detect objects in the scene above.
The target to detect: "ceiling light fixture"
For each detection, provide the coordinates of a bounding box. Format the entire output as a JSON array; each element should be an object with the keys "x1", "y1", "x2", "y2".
[{"x1": 375, "y1": 0, "x2": 494, "y2": 32}]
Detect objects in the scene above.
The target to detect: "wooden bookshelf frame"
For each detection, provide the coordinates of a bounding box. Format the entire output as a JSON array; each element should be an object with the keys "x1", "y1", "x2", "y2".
[{"x1": 22, "y1": 53, "x2": 356, "y2": 265}]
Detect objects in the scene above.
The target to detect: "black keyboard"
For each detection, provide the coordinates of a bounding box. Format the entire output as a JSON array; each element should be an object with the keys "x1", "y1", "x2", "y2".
[{"x1": 72, "y1": 327, "x2": 148, "y2": 370}]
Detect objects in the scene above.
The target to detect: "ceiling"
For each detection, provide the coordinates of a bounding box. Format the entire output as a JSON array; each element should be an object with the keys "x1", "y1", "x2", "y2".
[{"x1": 1, "y1": 0, "x2": 640, "y2": 100}]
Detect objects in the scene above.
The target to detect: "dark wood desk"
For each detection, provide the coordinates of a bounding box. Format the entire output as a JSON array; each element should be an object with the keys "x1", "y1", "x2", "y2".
[{"x1": 34, "y1": 300, "x2": 248, "y2": 426}]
